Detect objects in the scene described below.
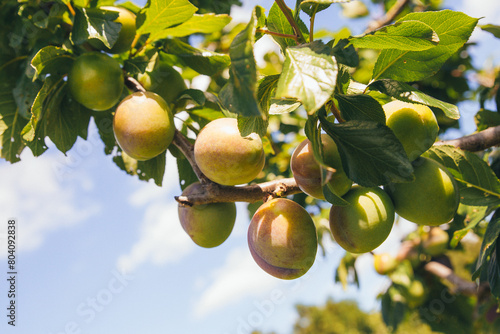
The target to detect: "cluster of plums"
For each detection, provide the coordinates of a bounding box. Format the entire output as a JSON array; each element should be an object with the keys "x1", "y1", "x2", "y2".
[
  {"x1": 66, "y1": 6, "x2": 187, "y2": 161},
  {"x1": 178, "y1": 101, "x2": 459, "y2": 281},
  {"x1": 64, "y1": 6, "x2": 459, "y2": 281}
]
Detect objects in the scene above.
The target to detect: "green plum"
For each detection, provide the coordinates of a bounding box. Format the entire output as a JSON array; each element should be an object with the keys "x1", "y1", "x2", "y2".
[
  {"x1": 330, "y1": 186, "x2": 395, "y2": 253},
  {"x1": 137, "y1": 63, "x2": 187, "y2": 109},
  {"x1": 373, "y1": 253, "x2": 399, "y2": 275},
  {"x1": 68, "y1": 52, "x2": 123, "y2": 111},
  {"x1": 178, "y1": 182, "x2": 236, "y2": 248},
  {"x1": 89, "y1": 6, "x2": 136, "y2": 54},
  {"x1": 194, "y1": 118, "x2": 265, "y2": 186},
  {"x1": 113, "y1": 91, "x2": 175, "y2": 160},
  {"x1": 422, "y1": 227, "x2": 449, "y2": 256},
  {"x1": 385, "y1": 157, "x2": 459, "y2": 226},
  {"x1": 290, "y1": 134, "x2": 352, "y2": 200},
  {"x1": 383, "y1": 100, "x2": 439, "y2": 161},
  {"x1": 248, "y1": 198, "x2": 318, "y2": 280}
]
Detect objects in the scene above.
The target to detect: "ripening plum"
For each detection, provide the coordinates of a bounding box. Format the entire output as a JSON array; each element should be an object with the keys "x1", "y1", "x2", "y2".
[
  {"x1": 68, "y1": 52, "x2": 124, "y2": 111},
  {"x1": 422, "y1": 227, "x2": 449, "y2": 256},
  {"x1": 89, "y1": 6, "x2": 136, "y2": 54},
  {"x1": 329, "y1": 186, "x2": 395, "y2": 253},
  {"x1": 385, "y1": 157, "x2": 459, "y2": 226},
  {"x1": 137, "y1": 63, "x2": 187, "y2": 108},
  {"x1": 113, "y1": 91, "x2": 175, "y2": 160},
  {"x1": 248, "y1": 198, "x2": 318, "y2": 280},
  {"x1": 178, "y1": 182, "x2": 236, "y2": 248},
  {"x1": 194, "y1": 118, "x2": 265, "y2": 186},
  {"x1": 373, "y1": 253, "x2": 399, "y2": 275},
  {"x1": 383, "y1": 100, "x2": 439, "y2": 161},
  {"x1": 290, "y1": 134, "x2": 352, "y2": 200},
  {"x1": 402, "y1": 278, "x2": 428, "y2": 308}
]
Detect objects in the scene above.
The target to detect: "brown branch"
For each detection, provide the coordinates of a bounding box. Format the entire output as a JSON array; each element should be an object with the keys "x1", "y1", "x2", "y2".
[
  {"x1": 424, "y1": 261, "x2": 478, "y2": 296},
  {"x1": 176, "y1": 177, "x2": 302, "y2": 206},
  {"x1": 365, "y1": 0, "x2": 411, "y2": 34},
  {"x1": 434, "y1": 125, "x2": 500, "y2": 152},
  {"x1": 171, "y1": 130, "x2": 302, "y2": 205},
  {"x1": 171, "y1": 130, "x2": 210, "y2": 184}
]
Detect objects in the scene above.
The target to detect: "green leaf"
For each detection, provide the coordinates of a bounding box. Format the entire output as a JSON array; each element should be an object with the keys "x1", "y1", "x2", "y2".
[
  {"x1": 372, "y1": 10, "x2": 478, "y2": 82},
  {"x1": 473, "y1": 209, "x2": 500, "y2": 280},
  {"x1": 319, "y1": 116, "x2": 414, "y2": 187},
  {"x1": 0, "y1": 57, "x2": 28, "y2": 162},
  {"x1": 381, "y1": 285, "x2": 407, "y2": 331},
  {"x1": 93, "y1": 111, "x2": 115, "y2": 155},
  {"x1": 154, "y1": 14, "x2": 231, "y2": 38},
  {"x1": 334, "y1": 252, "x2": 359, "y2": 289},
  {"x1": 350, "y1": 20, "x2": 439, "y2": 51},
  {"x1": 136, "y1": 0, "x2": 197, "y2": 39},
  {"x1": 335, "y1": 64, "x2": 351, "y2": 95},
  {"x1": 136, "y1": 151, "x2": 167, "y2": 186},
  {"x1": 300, "y1": 0, "x2": 351, "y2": 16},
  {"x1": 169, "y1": 145, "x2": 198, "y2": 190},
  {"x1": 451, "y1": 205, "x2": 490, "y2": 248},
  {"x1": 237, "y1": 116, "x2": 268, "y2": 138},
  {"x1": 334, "y1": 93, "x2": 385, "y2": 124},
  {"x1": 30, "y1": 46, "x2": 74, "y2": 81},
  {"x1": 368, "y1": 79, "x2": 460, "y2": 120},
  {"x1": 329, "y1": 39, "x2": 359, "y2": 68},
  {"x1": 163, "y1": 39, "x2": 230, "y2": 76},
  {"x1": 425, "y1": 145, "x2": 500, "y2": 207},
  {"x1": 488, "y1": 242, "x2": 500, "y2": 298},
  {"x1": 113, "y1": 150, "x2": 166, "y2": 186},
  {"x1": 21, "y1": 76, "x2": 62, "y2": 149},
  {"x1": 0, "y1": 94, "x2": 27, "y2": 163},
  {"x1": 257, "y1": 75, "x2": 302, "y2": 115},
  {"x1": 13, "y1": 69, "x2": 42, "y2": 119},
  {"x1": 219, "y1": 6, "x2": 266, "y2": 118},
  {"x1": 475, "y1": 109, "x2": 500, "y2": 131},
  {"x1": 123, "y1": 48, "x2": 158, "y2": 75},
  {"x1": 257, "y1": 74, "x2": 280, "y2": 114},
  {"x1": 71, "y1": 7, "x2": 121, "y2": 48},
  {"x1": 480, "y1": 24, "x2": 500, "y2": 39},
  {"x1": 44, "y1": 84, "x2": 90, "y2": 153},
  {"x1": 269, "y1": 99, "x2": 301, "y2": 115},
  {"x1": 275, "y1": 44, "x2": 338, "y2": 114},
  {"x1": 267, "y1": 3, "x2": 298, "y2": 52},
  {"x1": 323, "y1": 182, "x2": 349, "y2": 206}
]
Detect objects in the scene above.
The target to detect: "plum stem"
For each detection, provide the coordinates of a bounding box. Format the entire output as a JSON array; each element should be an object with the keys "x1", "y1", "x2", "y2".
[{"x1": 124, "y1": 75, "x2": 146, "y2": 93}]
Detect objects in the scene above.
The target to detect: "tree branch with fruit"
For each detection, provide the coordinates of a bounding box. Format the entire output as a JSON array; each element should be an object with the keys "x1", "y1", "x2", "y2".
[{"x1": 3, "y1": 0, "x2": 500, "y2": 330}]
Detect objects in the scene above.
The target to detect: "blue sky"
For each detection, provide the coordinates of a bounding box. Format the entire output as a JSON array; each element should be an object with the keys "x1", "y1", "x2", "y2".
[{"x1": 1, "y1": 1, "x2": 500, "y2": 334}]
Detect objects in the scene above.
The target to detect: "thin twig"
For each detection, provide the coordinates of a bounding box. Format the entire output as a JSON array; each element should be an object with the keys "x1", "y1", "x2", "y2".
[
  {"x1": 124, "y1": 76, "x2": 146, "y2": 93},
  {"x1": 365, "y1": 0, "x2": 411, "y2": 34},
  {"x1": 434, "y1": 125, "x2": 500, "y2": 152},
  {"x1": 171, "y1": 130, "x2": 210, "y2": 184},
  {"x1": 256, "y1": 28, "x2": 299, "y2": 42},
  {"x1": 309, "y1": 4, "x2": 318, "y2": 42}
]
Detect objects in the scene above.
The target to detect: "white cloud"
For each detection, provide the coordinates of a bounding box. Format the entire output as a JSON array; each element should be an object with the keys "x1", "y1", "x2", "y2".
[
  {"x1": 116, "y1": 200, "x2": 195, "y2": 273},
  {"x1": 193, "y1": 246, "x2": 280, "y2": 318},
  {"x1": 0, "y1": 148, "x2": 99, "y2": 254},
  {"x1": 117, "y1": 156, "x2": 193, "y2": 272}
]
